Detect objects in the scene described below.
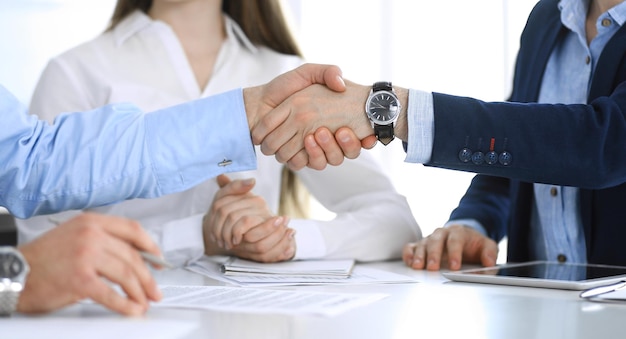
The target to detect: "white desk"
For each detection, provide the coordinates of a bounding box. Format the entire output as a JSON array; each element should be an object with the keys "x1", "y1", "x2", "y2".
[{"x1": 7, "y1": 261, "x2": 626, "y2": 339}]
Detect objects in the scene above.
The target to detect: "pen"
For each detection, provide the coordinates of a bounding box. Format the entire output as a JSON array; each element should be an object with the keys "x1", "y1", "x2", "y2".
[
  {"x1": 580, "y1": 280, "x2": 626, "y2": 299},
  {"x1": 47, "y1": 217, "x2": 174, "y2": 269}
]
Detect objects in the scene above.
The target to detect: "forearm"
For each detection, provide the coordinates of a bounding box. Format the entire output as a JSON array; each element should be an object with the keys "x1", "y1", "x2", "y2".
[{"x1": 0, "y1": 87, "x2": 256, "y2": 218}]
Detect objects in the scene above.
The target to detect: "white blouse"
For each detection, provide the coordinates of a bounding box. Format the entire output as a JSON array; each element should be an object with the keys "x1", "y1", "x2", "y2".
[{"x1": 16, "y1": 11, "x2": 421, "y2": 266}]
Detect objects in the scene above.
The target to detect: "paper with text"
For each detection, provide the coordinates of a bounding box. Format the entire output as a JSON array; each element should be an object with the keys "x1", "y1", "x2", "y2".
[{"x1": 154, "y1": 285, "x2": 387, "y2": 317}]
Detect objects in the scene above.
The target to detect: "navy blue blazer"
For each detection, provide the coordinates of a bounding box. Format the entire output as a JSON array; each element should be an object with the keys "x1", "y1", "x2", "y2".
[{"x1": 422, "y1": 0, "x2": 626, "y2": 265}]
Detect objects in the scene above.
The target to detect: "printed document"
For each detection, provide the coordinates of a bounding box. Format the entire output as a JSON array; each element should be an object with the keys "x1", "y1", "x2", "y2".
[{"x1": 153, "y1": 285, "x2": 387, "y2": 317}]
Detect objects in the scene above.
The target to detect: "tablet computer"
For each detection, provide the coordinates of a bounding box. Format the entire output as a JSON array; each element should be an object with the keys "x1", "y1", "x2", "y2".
[{"x1": 442, "y1": 261, "x2": 626, "y2": 290}]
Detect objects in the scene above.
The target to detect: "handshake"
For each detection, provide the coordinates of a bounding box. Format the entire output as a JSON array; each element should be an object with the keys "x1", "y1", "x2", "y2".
[{"x1": 241, "y1": 63, "x2": 409, "y2": 170}]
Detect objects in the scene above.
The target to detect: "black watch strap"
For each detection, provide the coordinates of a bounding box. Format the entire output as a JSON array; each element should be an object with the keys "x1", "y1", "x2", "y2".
[
  {"x1": 375, "y1": 125, "x2": 395, "y2": 145},
  {"x1": 372, "y1": 81, "x2": 395, "y2": 145},
  {"x1": 373, "y1": 81, "x2": 392, "y2": 92}
]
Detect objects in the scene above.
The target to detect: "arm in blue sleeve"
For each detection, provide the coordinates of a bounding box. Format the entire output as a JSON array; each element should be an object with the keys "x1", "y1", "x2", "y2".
[
  {"x1": 0, "y1": 86, "x2": 256, "y2": 218},
  {"x1": 448, "y1": 174, "x2": 511, "y2": 242}
]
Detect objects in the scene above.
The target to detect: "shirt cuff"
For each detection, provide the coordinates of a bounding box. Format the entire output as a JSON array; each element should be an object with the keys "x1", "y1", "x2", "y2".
[
  {"x1": 444, "y1": 219, "x2": 488, "y2": 237},
  {"x1": 161, "y1": 214, "x2": 205, "y2": 266},
  {"x1": 405, "y1": 89, "x2": 435, "y2": 164},
  {"x1": 290, "y1": 220, "x2": 327, "y2": 260},
  {"x1": 146, "y1": 89, "x2": 257, "y2": 195}
]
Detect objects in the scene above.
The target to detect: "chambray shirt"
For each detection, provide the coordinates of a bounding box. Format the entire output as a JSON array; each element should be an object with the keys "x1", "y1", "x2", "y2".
[
  {"x1": 530, "y1": 0, "x2": 626, "y2": 263},
  {"x1": 405, "y1": 0, "x2": 626, "y2": 263},
  {"x1": 0, "y1": 86, "x2": 256, "y2": 218}
]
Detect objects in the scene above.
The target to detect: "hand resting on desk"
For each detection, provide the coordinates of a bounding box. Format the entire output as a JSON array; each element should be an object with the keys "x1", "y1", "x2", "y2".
[
  {"x1": 403, "y1": 224, "x2": 498, "y2": 271},
  {"x1": 18, "y1": 213, "x2": 163, "y2": 316},
  {"x1": 203, "y1": 175, "x2": 296, "y2": 263}
]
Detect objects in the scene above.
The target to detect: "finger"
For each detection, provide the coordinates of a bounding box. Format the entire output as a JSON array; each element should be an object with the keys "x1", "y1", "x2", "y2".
[
  {"x1": 273, "y1": 133, "x2": 305, "y2": 165},
  {"x1": 83, "y1": 234, "x2": 149, "y2": 310},
  {"x1": 402, "y1": 242, "x2": 416, "y2": 267},
  {"x1": 259, "y1": 116, "x2": 299, "y2": 157},
  {"x1": 210, "y1": 196, "x2": 256, "y2": 248},
  {"x1": 222, "y1": 207, "x2": 267, "y2": 249},
  {"x1": 83, "y1": 275, "x2": 146, "y2": 316},
  {"x1": 104, "y1": 235, "x2": 161, "y2": 303},
  {"x1": 424, "y1": 228, "x2": 449, "y2": 271},
  {"x1": 334, "y1": 127, "x2": 363, "y2": 159},
  {"x1": 216, "y1": 174, "x2": 231, "y2": 188},
  {"x1": 361, "y1": 135, "x2": 378, "y2": 149},
  {"x1": 251, "y1": 101, "x2": 292, "y2": 146},
  {"x1": 208, "y1": 179, "x2": 257, "y2": 243},
  {"x1": 242, "y1": 216, "x2": 288, "y2": 243},
  {"x1": 303, "y1": 134, "x2": 327, "y2": 170},
  {"x1": 263, "y1": 229, "x2": 297, "y2": 262},
  {"x1": 410, "y1": 241, "x2": 428, "y2": 270},
  {"x1": 267, "y1": 64, "x2": 345, "y2": 107},
  {"x1": 250, "y1": 64, "x2": 345, "y2": 143},
  {"x1": 299, "y1": 63, "x2": 346, "y2": 93},
  {"x1": 445, "y1": 230, "x2": 467, "y2": 271},
  {"x1": 237, "y1": 225, "x2": 291, "y2": 260},
  {"x1": 286, "y1": 150, "x2": 308, "y2": 171},
  {"x1": 208, "y1": 192, "x2": 245, "y2": 245},
  {"x1": 214, "y1": 178, "x2": 255, "y2": 201},
  {"x1": 209, "y1": 195, "x2": 271, "y2": 248},
  {"x1": 480, "y1": 239, "x2": 499, "y2": 267},
  {"x1": 86, "y1": 214, "x2": 161, "y2": 258},
  {"x1": 314, "y1": 127, "x2": 345, "y2": 166}
]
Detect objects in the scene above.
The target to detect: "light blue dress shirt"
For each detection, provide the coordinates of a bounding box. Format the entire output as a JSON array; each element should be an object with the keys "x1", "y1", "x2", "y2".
[
  {"x1": 530, "y1": 0, "x2": 626, "y2": 264},
  {"x1": 405, "y1": 0, "x2": 626, "y2": 263},
  {"x1": 0, "y1": 86, "x2": 256, "y2": 218}
]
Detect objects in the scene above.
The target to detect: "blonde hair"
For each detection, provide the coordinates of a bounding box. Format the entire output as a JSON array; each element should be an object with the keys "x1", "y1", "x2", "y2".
[{"x1": 108, "y1": 0, "x2": 309, "y2": 218}]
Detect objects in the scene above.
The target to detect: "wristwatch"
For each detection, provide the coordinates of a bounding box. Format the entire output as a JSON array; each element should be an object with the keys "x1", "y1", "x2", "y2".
[
  {"x1": 365, "y1": 81, "x2": 401, "y2": 145},
  {"x1": 0, "y1": 247, "x2": 29, "y2": 316}
]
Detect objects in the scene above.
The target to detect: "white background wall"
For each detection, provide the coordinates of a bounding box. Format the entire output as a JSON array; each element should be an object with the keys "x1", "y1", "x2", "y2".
[{"x1": 0, "y1": 0, "x2": 539, "y2": 253}]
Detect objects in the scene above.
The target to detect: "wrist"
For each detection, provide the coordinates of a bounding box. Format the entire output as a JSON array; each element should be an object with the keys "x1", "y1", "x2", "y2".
[
  {"x1": 1, "y1": 246, "x2": 30, "y2": 315},
  {"x1": 242, "y1": 86, "x2": 262, "y2": 132},
  {"x1": 393, "y1": 87, "x2": 409, "y2": 141}
]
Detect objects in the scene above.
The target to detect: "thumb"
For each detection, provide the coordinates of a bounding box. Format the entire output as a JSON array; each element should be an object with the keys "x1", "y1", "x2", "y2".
[
  {"x1": 216, "y1": 174, "x2": 231, "y2": 188},
  {"x1": 265, "y1": 63, "x2": 345, "y2": 108},
  {"x1": 214, "y1": 177, "x2": 256, "y2": 200},
  {"x1": 249, "y1": 64, "x2": 345, "y2": 144}
]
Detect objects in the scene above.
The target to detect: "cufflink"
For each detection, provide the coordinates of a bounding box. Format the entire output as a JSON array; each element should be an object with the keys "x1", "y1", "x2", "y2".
[{"x1": 218, "y1": 159, "x2": 233, "y2": 167}]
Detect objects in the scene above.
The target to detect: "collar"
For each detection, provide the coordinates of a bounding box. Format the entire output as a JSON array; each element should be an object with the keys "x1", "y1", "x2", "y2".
[
  {"x1": 111, "y1": 10, "x2": 259, "y2": 55},
  {"x1": 559, "y1": 0, "x2": 626, "y2": 30},
  {"x1": 112, "y1": 10, "x2": 153, "y2": 46}
]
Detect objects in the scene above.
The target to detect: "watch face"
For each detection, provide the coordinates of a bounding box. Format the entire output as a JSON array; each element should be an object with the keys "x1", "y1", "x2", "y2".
[
  {"x1": 366, "y1": 90, "x2": 400, "y2": 124},
  {"x1": 0, "y1": 252, "x2": 24, "y2": 279}
]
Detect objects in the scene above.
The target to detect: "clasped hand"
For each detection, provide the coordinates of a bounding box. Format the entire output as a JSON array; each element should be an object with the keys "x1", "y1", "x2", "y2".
[
  {"x1": 242, "y1": 63, "x2": 377, "y2": 171},
  {"x1": 202, "y1": 175, "x2": 296, "y2": 263}
]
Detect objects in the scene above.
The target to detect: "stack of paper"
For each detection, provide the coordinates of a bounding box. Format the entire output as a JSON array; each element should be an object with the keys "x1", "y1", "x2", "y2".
[
  {"x1": 187, "y1": 256, "x2": 419, "y2": 286},
  {"x1": 220, "y1": 257, "x2": 355, "y2": 278}
]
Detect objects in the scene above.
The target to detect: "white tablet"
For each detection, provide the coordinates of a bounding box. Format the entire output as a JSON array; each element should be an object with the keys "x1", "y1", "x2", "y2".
[{"x1": 442, "y1": 261, "x2": 626, "y2": 290}]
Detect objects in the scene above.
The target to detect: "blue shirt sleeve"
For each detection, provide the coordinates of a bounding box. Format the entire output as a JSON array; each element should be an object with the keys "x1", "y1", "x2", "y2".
[
  {"x1": 404, "y1": 89, "x2": 434, "y2": 164},
  {"x1": 0, "y1": 85, "x2": 256, "y2": 218}
]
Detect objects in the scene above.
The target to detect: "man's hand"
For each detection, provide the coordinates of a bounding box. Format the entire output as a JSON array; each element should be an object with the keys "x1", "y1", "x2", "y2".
[
  {"x1": 303, "y1": 127, "x2": 378, "y2": 170},
  {"x1": 17, "y1": 213, "x2": 162, "y2": 316},
  {"x1": 402, "y1": 224, "x2": 498, "y2": 271},
  {"x1": 203, "y1": 175, "x2": 296, "y2": 262},
  {"x1": 253, "y1": 81, "x2": 374, "y2": 168},
  {"x1": 244, "y1": 63, "x2": 346, "y2": 134}
]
